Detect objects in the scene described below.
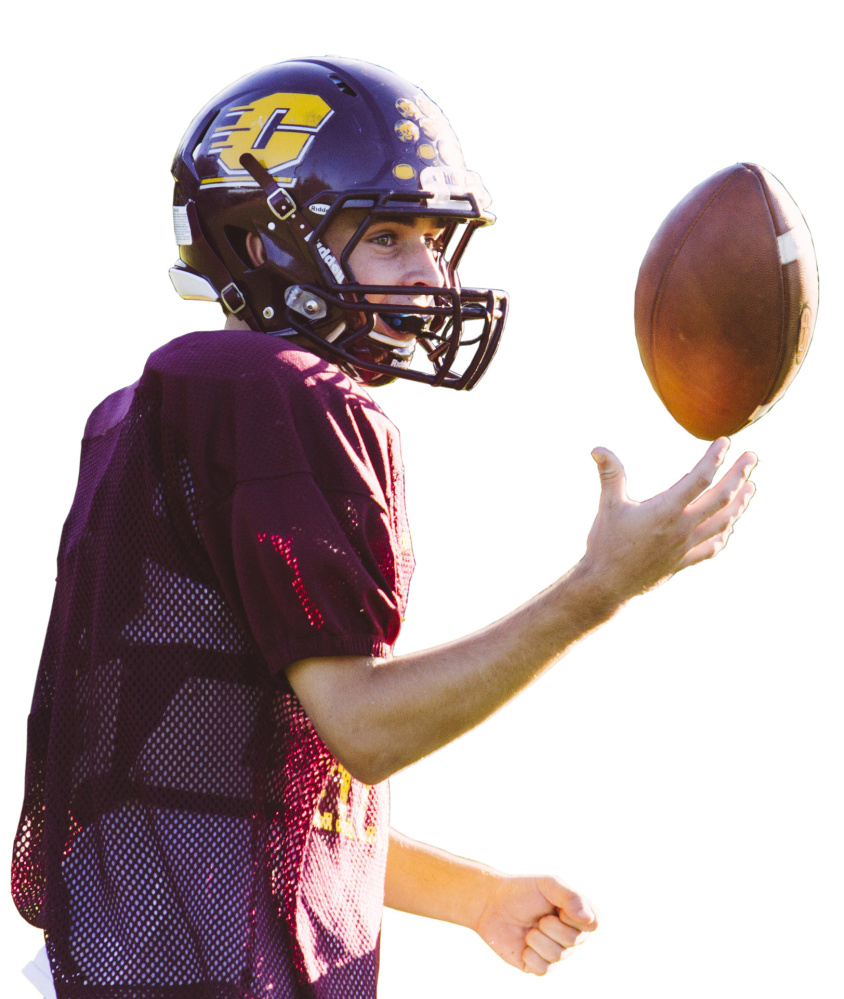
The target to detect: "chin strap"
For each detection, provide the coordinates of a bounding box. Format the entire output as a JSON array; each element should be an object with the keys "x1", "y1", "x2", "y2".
[
  {"x1": 240, "y1": 152, "x2": 350, "y2": 323},
  {"x1": 239, "y1": 153, "x2": 315, "y2": 246}
]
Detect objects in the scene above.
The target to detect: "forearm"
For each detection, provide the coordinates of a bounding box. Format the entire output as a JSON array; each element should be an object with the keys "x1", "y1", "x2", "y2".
[
  {"x1": 288, "y1": 558, "x2": 620, "y2": 783},
  {"x1": 384, "y1": 829, "x2": 599, "y2": 976},
  {"x1": 384, "y1": 827, "x2": 500, "y2": 928},
  {"x1": 287, "y1": 442, "x2": 756, "y2": 785}
]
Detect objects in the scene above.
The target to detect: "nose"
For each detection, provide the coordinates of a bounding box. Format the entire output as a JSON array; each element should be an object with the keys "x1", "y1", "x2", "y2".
[{"x1": 404, "y1": 239, "x2": 445, "y2": 289}]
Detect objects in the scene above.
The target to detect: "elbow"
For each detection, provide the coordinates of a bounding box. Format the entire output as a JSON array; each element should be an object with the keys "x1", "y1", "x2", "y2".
[
  {"x1": 330, "y1": 734, "x2": 398, "y2": 786},
  {"x1": 284, "y1": 654, "x2": 404, "y2": 785},
  {"x1": 340, "y1": 759, "x2": 391, "y2": 787}
]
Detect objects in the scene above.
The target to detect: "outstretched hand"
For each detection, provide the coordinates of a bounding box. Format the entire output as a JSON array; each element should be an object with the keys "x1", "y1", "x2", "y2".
[
  {"x1": 584, "y1": 437, "x2": 757, "y2": 601},
  {"x1": 475, "y1": 874, "x2": 597, "y2": 975}
]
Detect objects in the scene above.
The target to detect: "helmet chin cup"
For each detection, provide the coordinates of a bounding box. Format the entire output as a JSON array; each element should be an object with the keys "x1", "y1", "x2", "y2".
[
  {"x1": 170, "y1": 57, "x2": 508, "y2": 389},
  {"x1": 367, "y1": 328, "x2": 416, "y2": 358}
]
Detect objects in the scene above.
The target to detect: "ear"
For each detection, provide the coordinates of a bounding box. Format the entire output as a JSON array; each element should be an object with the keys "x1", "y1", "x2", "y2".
[{"x1": 245, "y1": 232, "x2": 266, "y2": 267}]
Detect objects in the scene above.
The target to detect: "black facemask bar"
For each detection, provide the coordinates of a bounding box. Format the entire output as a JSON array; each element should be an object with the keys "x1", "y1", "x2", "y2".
[
  {"x1": 240, "y1": 153, "x2": 507, "y2": 390},
  {"x1": 291, "y1": 280, "x2": 507, "y2": 389}
]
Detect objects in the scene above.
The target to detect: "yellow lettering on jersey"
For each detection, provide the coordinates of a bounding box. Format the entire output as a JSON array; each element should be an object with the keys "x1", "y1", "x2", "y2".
[
  {"x1": 313, "y1": 810, "x2": 334, "y2": 832},
  {"x1": 210, "y1": 92, "x2": 333, "y2": 175},
  {"x1": 337, "y1": 763, "x2": 352, "y2": 805},
  {"x1": 336, "y1": 815, "x2": 357, "y2": 840}
]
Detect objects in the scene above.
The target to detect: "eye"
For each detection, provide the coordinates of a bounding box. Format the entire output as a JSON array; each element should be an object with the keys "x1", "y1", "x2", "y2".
[{"x1": 368, "y1": 230, "x2": 397, "y2": 248}]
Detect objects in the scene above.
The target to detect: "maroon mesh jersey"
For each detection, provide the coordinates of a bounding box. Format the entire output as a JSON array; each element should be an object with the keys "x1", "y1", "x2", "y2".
[{"x1": 12, "y1": 331, "x2": 415, "y2": 998}]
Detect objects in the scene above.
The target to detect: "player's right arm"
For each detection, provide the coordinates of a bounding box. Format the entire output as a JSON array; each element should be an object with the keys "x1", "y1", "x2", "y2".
[{"x1": 286, "y1": 438, "x2": 756, "y2": 785}]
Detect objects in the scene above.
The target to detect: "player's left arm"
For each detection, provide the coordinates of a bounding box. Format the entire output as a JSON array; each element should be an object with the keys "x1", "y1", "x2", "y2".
[{"x1": 384, "y1": 828, "x2": 597, "y2": 975}]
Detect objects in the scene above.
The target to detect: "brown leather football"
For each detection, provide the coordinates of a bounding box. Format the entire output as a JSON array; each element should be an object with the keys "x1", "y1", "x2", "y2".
[{"x1": 634, "y1": 163, "x2": 818, "y2": 440}]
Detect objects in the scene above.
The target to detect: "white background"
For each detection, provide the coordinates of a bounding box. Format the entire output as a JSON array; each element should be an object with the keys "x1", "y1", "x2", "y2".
[{"x1": 2, "y1": 1, "x2": 842, "y2": 996}]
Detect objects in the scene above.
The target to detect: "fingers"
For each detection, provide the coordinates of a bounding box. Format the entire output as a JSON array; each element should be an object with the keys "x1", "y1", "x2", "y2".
[
  {"x1": 591, "y1": 447, "x2": 628, "y2": 507},
  {"x1": 679, "y1": 477, "x2": 756, "y2": 569},
  {"x1": 522, "y1": 946, "x2": 553, "y2": 976},
  {"x1": 519, "y1": 877, "x2": 597, "y2": 975},
  {"x1": 525, "y1": 926, "x2": 565, "y2": 965},
  {"x1": 522, "y1": 920, "x2": 590, "y2": 976},
  {"x1": 583, "y1": 437, "x2": 757, "y2": 600},
  {"x1": 536, "y1": 914, "x2": 589, "y2": 950},
  {"x1": 668, "y1": 437, "x2": 731, "y2": 507},
  {"x1": 595, "y1": 437, "x2": 737, "y2": 514},
  {"x1": 679, "y1": 450, "x2": 757, "y2": 566},
  {"x1": 535, "y1": 875, "x2": 598, "y2": 931},
  {"x1": 663, "y1": 445, "x2": 756, "y2": 573},
  {"x1": 687, "y1": 450, "x2": 757, "y2": 525}
]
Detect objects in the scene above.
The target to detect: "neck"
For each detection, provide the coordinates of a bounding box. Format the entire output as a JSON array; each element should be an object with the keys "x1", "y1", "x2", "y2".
[
  {"x1": 223, "y1": 312, "x2": 316, "y2": 353},
  {"x1": 224, "y1": 314, "x2": 252, "y2": 331}
]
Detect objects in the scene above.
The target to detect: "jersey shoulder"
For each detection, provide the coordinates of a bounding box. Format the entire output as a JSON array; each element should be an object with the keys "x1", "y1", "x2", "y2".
[
  {"x1": 146, "y1": 329, "x2": 378, "y2": 415},
  {"x1": 144, "y1": 330, "x2": 400, "y2": 501}
]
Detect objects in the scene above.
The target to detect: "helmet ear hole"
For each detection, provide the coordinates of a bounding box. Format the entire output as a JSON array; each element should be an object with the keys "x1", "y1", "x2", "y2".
[{"x1": 224, "y1": 226, "x2": 255, "y2": 269}]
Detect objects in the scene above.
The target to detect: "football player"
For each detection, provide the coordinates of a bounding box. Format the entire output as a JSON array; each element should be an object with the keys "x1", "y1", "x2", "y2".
[{"x1": 12, "y1": 57, "x2": 756, "y2": 998}]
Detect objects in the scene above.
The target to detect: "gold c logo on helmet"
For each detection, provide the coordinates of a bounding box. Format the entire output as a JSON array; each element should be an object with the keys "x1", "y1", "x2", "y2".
[{"x1": 204, "y1": 92, "x2": 333, "y2": 182}]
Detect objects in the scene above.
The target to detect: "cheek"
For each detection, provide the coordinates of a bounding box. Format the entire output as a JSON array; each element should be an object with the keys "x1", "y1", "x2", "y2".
[{"x1": 347, "y1": 248, "x2": 393, "y2": 297}]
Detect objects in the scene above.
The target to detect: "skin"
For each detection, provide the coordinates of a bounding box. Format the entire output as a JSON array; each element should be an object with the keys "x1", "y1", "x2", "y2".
[{"x1": 245, "y1": 216, "x2": 758, "y2": 975}]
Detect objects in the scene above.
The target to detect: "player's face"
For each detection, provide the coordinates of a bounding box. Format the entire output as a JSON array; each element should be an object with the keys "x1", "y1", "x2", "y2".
[{"x1": 325, "y1": 214, "x2": 447, "y2": 339}]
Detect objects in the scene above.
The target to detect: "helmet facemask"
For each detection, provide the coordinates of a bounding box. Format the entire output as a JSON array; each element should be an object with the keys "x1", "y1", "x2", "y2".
[{"x1": 256, "y1": 181, "x2": 507, "y2": 390}]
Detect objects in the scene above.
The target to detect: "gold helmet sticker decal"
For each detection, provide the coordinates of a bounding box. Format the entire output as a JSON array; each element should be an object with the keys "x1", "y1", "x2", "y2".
[
  {"x1": 395, "y1": 97, "x2": 421, "y2": 120},
  {"x1": 395, "y1": 120, "x2": 420, "y2": 143},
  {"x1": 392, "y1": 163, "x2": 416, "y2": 181},
  {"x1": 201, "y1": 92, "x2": 333, "y2": 187}
]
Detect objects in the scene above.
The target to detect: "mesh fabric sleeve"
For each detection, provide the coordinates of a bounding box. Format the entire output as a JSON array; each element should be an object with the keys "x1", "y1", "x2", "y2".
[{"x1": 200, "y1": 473, "x2": 404, "y2": 673}]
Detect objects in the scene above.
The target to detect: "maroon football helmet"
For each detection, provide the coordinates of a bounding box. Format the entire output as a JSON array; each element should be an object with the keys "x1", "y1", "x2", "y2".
[{"x1": 170, "y1": 57, "x2": 508, "y2": 389}]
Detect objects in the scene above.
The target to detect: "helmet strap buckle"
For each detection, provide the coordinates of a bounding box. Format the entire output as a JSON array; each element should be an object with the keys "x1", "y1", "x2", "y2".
[{"x1": 220, "y1": 283, "x2": 246, "y2": 313}]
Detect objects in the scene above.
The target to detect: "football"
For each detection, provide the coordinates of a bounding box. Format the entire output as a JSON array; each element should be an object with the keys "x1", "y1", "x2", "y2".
[{"x1": 634, "y1": 163, "x2": 818, "y2": 440}]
